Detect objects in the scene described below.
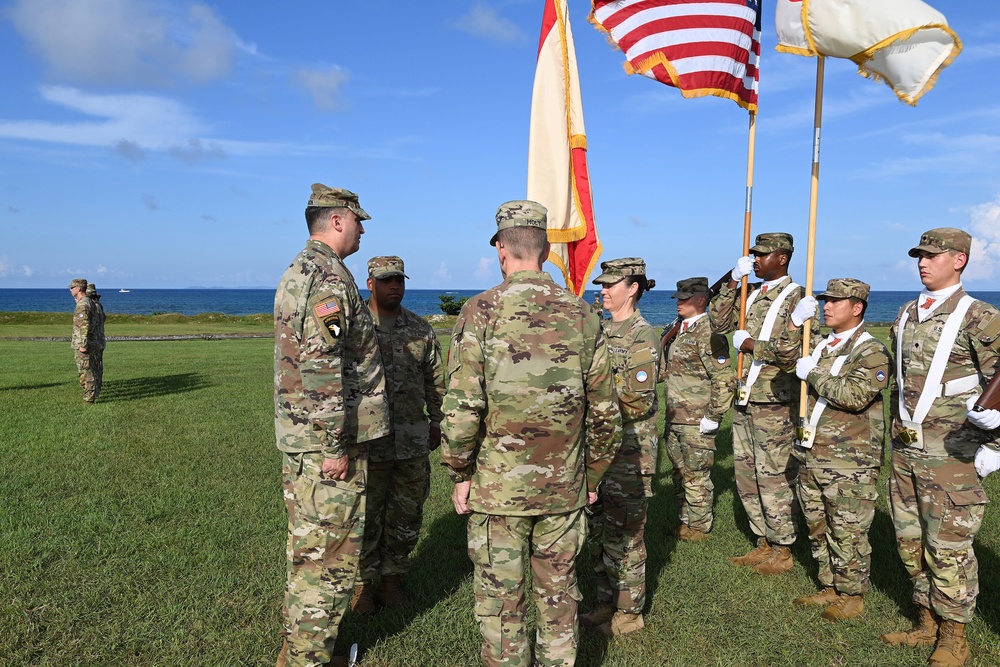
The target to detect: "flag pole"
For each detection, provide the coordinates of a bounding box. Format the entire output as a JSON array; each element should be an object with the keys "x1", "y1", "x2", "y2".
[
  {"x1": 736, "y1": 110, "x2": 757, "y2": 380},
  {"x1": 799, "y1": 55, "x2": 825, "y2": 423}
]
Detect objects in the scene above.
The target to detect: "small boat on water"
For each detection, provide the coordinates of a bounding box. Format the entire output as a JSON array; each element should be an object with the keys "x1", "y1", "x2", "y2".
[{"x1": 119, "y1": 289, "x2": 130, "y2": 293}]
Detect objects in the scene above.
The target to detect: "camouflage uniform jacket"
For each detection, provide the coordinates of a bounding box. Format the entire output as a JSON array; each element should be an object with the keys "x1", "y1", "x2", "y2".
[
  {"x1": 274, "y1": 239, "x2": 390, "y2": 458},
  {"x1": 367, "y1": 305, "x2": 446, "y2": 463},
  {"x1": 709, "y1": 276, "x2": 816, "y2": 404},
  {"x1": 661, "y1": 314, "x2": 733, "y2": 424},
  {"x1": 890, "y1": 289, "x2": 1000, "y2": 458},
  {"x1": 440, "y1": 270, "x2": 622, "y2": 516},
  {"x1": 71, "y1": 295, "x2": 99, "y2": 349},
  {"x1": 93, "y1": 299, "x2": 107, "y2": 351},
  {"x1": 797, "y1": 324, "x2": 890, "y2": 469}
]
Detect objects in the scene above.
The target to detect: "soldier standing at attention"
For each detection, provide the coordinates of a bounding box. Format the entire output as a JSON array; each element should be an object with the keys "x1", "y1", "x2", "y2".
[
  {"x1": 709, "y1": 233, "x2": 818, "y2": 574},
  {"x1": 86, "y1": 283, "x2": 106, "y2": 400},
  {"x1": 881, "y1": 228, "x2": 1000, "y2": 667},
  {"x1": 441, "y1": 200, "x2": 621, "y2": 667},
  {"x1": 791, "y1": 278, "x2": 890, "y2": 620},
  {"x1": 351, "y1": 255, "x2": 445, "y2": 614},
  {"x1": 580, "y1": 258, "x2": 660, "y2": 637},
  {"x1": 273, "y1": 184, "x2": 390, "y2": 667},
  {"x1": 661, "y1": 277, "x2": 733, "y2": 543},
  {"x1": 69, "y1": 278, "x2": 100, "y2": 404}
]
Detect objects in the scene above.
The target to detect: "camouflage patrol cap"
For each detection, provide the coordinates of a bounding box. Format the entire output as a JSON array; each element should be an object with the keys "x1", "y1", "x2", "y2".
[
  {"x1": 69, "y1": 278, "x2": 87, "y2": 289},
  {"x1": 86, "y1": 283, "x2": 97, "y2": 297},
  {"x1": 750, "y1": 232, "x2": 794, "y2": 254},
  {"x1": 816, "y1": 277, "x2": 871, "y2": 304},
  {"x1": 672, "y1": 277, "x2": 711, "y2": 299},
  {"x1": 592, "y1": 257, "x2": 646, "y2": 285},
  {"x1": 490, "y1": 200, "x2": 547, "y2": 246},
  {"x1": 367, "y1": 255, "x2": 409, "y2": 279},
  {"x1": 908, "y1": 227, "x2": 971, "y2": 257},
  {"x1": 306, "y1": 183, "x2": 371, "y2": 221}
]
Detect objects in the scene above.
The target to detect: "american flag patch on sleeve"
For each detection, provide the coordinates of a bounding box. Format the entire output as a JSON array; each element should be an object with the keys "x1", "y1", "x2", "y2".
[{"x1": 314, "y1": 300, "x2": 340, "y2": 318}]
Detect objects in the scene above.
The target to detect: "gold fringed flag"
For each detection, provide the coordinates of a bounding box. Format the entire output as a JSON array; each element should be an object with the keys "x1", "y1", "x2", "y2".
[
  {"x1": 528, "y1": 0, "x2": 602, "y2": 296},
  {"x1": 775, "y1": 0, "x2": 961, "y2": 105}
]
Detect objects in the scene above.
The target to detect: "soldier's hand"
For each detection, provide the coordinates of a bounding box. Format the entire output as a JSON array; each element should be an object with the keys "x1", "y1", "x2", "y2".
[
  {"x1": 699, "y1": 417, "x2": 719, "y2": 434},
  {"x1": 967, "y1": 395, "x2": 1000, "y2": 431},
  {"x1": 733, "y1": 330, "x2": 753, "y2": 352},
  {"x1": 796, "y1": 357, "x2": 818, "y2": 380},
  {"x1": 452, "y1": 480, "x2": 472, "y2": 515},
  {"x1": 974, "y1": 446, "x2": 1000, "y2": 478},
  {"x1": 731, "y1": 256, "x2": 753, "y2": 281},
  {"x1": 428, "y1": 426, "x2": 442, "y2": 451},
  {"x1": 322, "y1": 455, "x2": 349, "y2": 480},
  {"x1": 588, "y1": 491, "x2": 599, "y2": 506},
  {"x1": 791, "y1": 296, "x2": 818, "y2": 327},
  {"x1": 79, "y1": 347, "x2": 87, "y2": 353}
]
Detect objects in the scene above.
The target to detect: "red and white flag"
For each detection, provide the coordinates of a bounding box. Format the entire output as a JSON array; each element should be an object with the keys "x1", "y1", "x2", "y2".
[
  {"x1": 590, "y1": 0, "x2": 761, "y2": 112},
  {"x1": 528, "y1": 0, "x2": 602, "y2": 297},
  {"x1": 775, "y1": 0, "x2": 961, "y2": 105}
]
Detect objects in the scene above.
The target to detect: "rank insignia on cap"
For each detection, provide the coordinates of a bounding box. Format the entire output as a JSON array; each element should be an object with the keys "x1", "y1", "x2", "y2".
[
  {"x1": 635, "y1": 370, "x2": 648, "y2": 383},
  {"x1": 876, "y1": 370, "x2": 886, "y2": 382}
]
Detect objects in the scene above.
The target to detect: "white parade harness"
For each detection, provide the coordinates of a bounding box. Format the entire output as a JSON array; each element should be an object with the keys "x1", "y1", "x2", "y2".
[
  {"x1": 796, "y1": 331, "x2": 874, "y2": 449},
  {"x1": 736, "y1": 278, "x2": 800, "y2": 407}
]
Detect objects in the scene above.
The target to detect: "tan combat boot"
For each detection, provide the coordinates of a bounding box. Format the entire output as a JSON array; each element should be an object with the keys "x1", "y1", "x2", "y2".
[
  {"x1": 929, "y1": 620, "x2": 970, "y2": 667},
  {"x1": 753, "y1": 546, "x2": 793, "y2": 575},
  {"x1": 598, "y1": 611, "x2": 645, "y2": 637},
  {"x1": 881, "y1": 606, "x2": 939, "y2": 647},
  {"x1": 821, "y1": 594, "x2": 864, "y2": 621},
  {"x1": 275, "y1": 638, "x2": 288, "y2": 667},
  {"x1": 680, "y1": 526, "x2": 711, "y2": 543},
  {"x1": 730, "y1": 538, "x2": 771, "y2": 566},
  {"x1": 579, "y1": 603, "x2": 616, "y2": 628},
  {"x1": 794, "y1": 587, "x2": 839, "y2": 607},
  {"x1": 351, "y1": 582, "x2": 376, "y2": 615},
  {"x1": 375, "y1": 575, "x2": 410, "y2": 608}
]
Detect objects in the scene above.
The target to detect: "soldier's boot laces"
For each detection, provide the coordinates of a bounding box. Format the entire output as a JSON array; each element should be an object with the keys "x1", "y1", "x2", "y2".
[
  {"x1": 881, "y1": 606, "x2": 939, "y2": 647},
  {"x1": 821, "y1": 594, "x2": 864, "y2": 621},
  {"x1": 351, "y1": 582, "x2": 377, "y2": 616},
  {"x1": 794, "y1": 587, "x2": 840, "y2": 607},
  {"x1": 579, "y1": 603, "x2": 616, "y2": 628},
  {"x1": 730, "y1": 538, "x2": 771, "y2": 566},
  {"x1": 375, "y1": 575, "x2": 410, "y2": 608},
  {"x1": 598, "y1": 611, "x2": 644, "y2": 637},
  {"x1": 928, "y1": 620, "x2": 970, "y2": 667},
  {"x1": 753, "y1": 546, "x2": 793, "y2": 575}
]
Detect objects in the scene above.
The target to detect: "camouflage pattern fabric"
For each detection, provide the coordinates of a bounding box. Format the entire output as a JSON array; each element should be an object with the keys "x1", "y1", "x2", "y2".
[
  {"x1": 798, "y1": 465, "x2": 878, "y2": 595},
  {"x1": 71, "y1": 294, "x2": 98, "y2": 349},
  {"x1": 91, "y1": 295, "x2": 106, "y2": 399},
  {"x1": 74, "y1": 349, "x2": 100, "y2": 403},
  {"x1": 888, "y1": 288, "x2": 1000, "y2": 622},
  {"x1": 660, "y1": 314, "x2": 733, "y2": 425},
  {"x1": 71, "y1": 295, "x2": 101, "y2": 402},
  {"x1": 360, "y1": 456, "x2": 429, "y2": 582},
  {"x1": 468, "y1": 509, "x2": 586, "y2": 667},
  {"x1": 664, "y1": 425, "x2": 716, "y2": 532}
]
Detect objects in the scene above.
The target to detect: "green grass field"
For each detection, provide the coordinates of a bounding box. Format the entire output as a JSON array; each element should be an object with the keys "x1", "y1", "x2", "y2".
[{"x1": 2, "y1": 320, "x2": 1000, "y2": 666}]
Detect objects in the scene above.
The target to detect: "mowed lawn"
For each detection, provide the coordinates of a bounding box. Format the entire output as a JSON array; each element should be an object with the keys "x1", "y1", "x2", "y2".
[{"x1": 3, "y1": 323, "x2": 1000, "y2": 666}]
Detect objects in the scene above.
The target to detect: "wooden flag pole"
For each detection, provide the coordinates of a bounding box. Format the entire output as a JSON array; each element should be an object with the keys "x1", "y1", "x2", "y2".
[
  {"x1": 737, "y1": 110, "x2": 757, "y2": 380},
  {"x1": 799, "y1": 56, "x2": 825, "y2": 423}
]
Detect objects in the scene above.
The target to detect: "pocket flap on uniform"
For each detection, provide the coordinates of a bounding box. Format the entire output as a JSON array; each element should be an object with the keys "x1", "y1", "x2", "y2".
[
  {"x1": 947, "y1": 488, "x2": 989, "y2": 507},
  {"x1": 475, "y1": 595, "x2": 503, "y2": 618},
  {"x1": 838, "y1": 483, "x2": 878, "y2": 501}
]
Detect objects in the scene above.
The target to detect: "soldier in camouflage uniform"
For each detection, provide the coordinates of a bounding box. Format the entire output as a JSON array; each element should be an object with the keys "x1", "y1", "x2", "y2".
[
  {"x1": 580, "y1": 258, "x2": 659, "y2": 637},
  {"x1": 69, "y1": 278, "x2": 101, "y2": 403},
  {"x1": 660, "y1": 277, "x2": 733, "y2": 543},
  {"x1": 273, "y1": 184, "x2": 390, "y2": 667},
  {"x1": 441, "y1": 200, "x2": 621, "y2": 667},
  {"x1": 790, "y1": 279, "x2": 890, "y2": 621},
  {"x1": 351, "y1": 255, "x2": 445, "y2": 614},
  {"x1": 709, "y1": 232, "x2": 818, "y2": 574},
  {"x1": 86, "y1": 283, "x2": 106, "y2": 400},
  {"x1": 881, "y1": 228, "x2": 1000, "y2": 667}
]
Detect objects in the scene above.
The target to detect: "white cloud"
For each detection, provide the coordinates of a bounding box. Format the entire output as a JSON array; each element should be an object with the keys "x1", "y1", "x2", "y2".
[
  {"x1": 434, "y1": 261, "x2": 450, "y2": 281},
  {"x1": 473, "y1": 257, "x2": 495, "y2": 280},
  {"x1": 966, "y1": 196, "x2": 1000, "y2": 281},
  {"x1": 7, "y1": 0, "x2": 241, "y2": 86},
  {"x1": 453, "y1": 1, "x2": 526, "y2": 44},
  {"x1": 295, "y1": 66, "x2": 351, "y2": 111},
  {"x1": 22, "y1": 266, "x2": 34, "y2": 277}
]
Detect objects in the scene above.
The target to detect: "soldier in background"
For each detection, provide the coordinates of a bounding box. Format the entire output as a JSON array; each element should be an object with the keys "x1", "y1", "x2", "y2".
[
  {"x1": 709, "y1": 232, "x2": 818, "y2": 574},
  {"x1": 351, "y1": 255, "x2": 445, "y2": 614},
  {"x1": 661, "y1": 277, "x2": 733, "y2": 543},
  {"x1": 86, "y1": 283, "x2": 106, "y2": 400},
  {"x1": 69, "y1": 278, "x2": 101, "y2": 404},
  {"x1": 581, "y1": 258, "x2": 659, "y2": 637},
  {"x1": 441, "y1": 200, "x2": 621, "y2": 667},
  {"x1": 791, "y1": 279, "x2": 890, "y2": 621},
  {"x1": 881, "y1": 228, "x2": 1000, "y2": 667},
  {"x1": 273, "y1": 184, "x2": 390, "y2": 667}
]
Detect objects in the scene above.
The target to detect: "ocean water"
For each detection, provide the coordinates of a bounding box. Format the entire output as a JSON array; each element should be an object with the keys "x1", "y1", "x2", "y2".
[{"x1": 5, "y1": 288, "x2": 1000, "y2": 328}]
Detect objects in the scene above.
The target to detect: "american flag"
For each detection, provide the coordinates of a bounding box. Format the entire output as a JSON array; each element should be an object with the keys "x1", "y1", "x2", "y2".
[
  {"x1": 314, "y1": 300, "x2": 340, "y2": 318},
  {"x1": 590, "y1": 0, "x2": 761, "y2": 112}
]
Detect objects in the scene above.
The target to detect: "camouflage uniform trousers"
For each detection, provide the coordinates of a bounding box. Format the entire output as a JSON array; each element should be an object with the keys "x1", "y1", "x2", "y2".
[
  {"x1": 359, "y1": 455, "x2": 431, "y2": 582},
  {"x1": 468, "y1": 508, "x2": 586, "y2": 667},
  {"x1": 797, "y1": 465, "x2": 878, "y2": 595},
  {"x1": 664, "y1": 424, "x2": 716, "y2": 533},
  {"x1": 586, "y1": 445, "x2": 649, "y2": 614},
  {"x1": 74, "y1": 349, "x2": 101, "y2": 402},
  {"x1": 281, "y1": 450, "x2": 367, "y2": 667},
  {"x1": 889, "y1": 446, "x2": 989, "y2": 623},
  {"x1": 732, "y1": 402, "x2": 800, "y2": 546}
]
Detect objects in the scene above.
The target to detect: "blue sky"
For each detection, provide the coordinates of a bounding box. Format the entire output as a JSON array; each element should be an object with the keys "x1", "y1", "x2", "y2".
[{"x1": 0, "y1": 0, "x2": 997, "y2": 291}]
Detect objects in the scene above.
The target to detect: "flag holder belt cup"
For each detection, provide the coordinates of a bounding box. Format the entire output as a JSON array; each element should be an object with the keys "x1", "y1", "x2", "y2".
[
  {"x1": 795, "y1": 419, "x2": 816, "y2": 449},
  {"x1": 898, "y1": 421, "x2": 924, "y2": 448}
]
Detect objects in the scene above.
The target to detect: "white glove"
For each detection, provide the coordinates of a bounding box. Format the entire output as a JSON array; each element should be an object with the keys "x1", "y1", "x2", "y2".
[
  {"x1": 791, "y1": 296, "x2": 819, "y2": 327},
  {"x1": 699, "y1": 417, "x2": 720, "y2": 434},
  {"x1": 975, "y1": 446, "x2": 1000, "y2": 478},
  {"x1": 731, "y1": 256, "x2": 754, "y2": 281},
  {"x1": 966, "y1": 395, "x2": 1000, "y2": 431},
  {"x1": 796, "y1": 357, "x2": 818, "y2": 380},
  {"x1": 733, "y1": 330, "x2": 752, "y2": 351}
]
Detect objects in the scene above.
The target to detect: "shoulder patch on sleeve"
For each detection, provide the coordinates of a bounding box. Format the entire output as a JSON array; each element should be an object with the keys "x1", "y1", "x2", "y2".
[
  {"x1": 311, "y1": 295, "x2": 344, "y2": 342},
  {"x1": 709, "y1": 334, "x2": 731, "y2": 366},
  {"x1": 978, "y1": 312, "x2": 1000, "y2": 344}
]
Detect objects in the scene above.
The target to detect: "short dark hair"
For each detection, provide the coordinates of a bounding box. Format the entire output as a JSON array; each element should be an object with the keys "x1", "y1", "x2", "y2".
[
  {"x1": 305, "y1": 206, "x2": 352, "y2": 235},
  {"x1": 849, "y1": 296, "x2": 868, "y2": 318},
  {"x1": 496, "y1": 226, "x2": 548, "y2": 262},
  {"x1": 623, "y1": 276, "x2": 656, "y2": 303}
]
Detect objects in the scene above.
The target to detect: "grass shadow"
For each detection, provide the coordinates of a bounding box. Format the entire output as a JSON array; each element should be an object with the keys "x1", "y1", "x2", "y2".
[
  {"x1": 99, "y1": 373, "x2": 210, "y2": 402},
  {"x1": 0, "y1": 381, "x2": 73, "y2": 391}
]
